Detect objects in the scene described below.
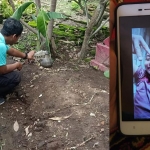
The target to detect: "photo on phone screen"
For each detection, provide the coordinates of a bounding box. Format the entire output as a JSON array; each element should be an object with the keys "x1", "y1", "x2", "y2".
[
  {"x1": 132, "y1": 28, "x2": 150, "y2": 119},
  {"x1": 119, "y1": 16, "x2": 150, "y2": 121}
]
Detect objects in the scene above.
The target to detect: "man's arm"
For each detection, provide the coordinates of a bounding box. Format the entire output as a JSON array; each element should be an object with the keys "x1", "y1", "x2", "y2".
[
  {"x1": 7, "y1": 47, "x2": 27, "y2": 59},
  {"x1": 7, "y1": 48, "x2": 35, "y2": 60},
  {"x1": 0, "y1": 62, "x2": 22, "y2": 74},
  {"x1": 0, "y1": 47, "x2": 35, "y2": 74}
]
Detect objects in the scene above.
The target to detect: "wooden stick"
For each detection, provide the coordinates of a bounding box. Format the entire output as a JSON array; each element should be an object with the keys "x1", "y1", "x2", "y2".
[{"x1": 67, "y1": 135, "x2": 95, "y2": 150}]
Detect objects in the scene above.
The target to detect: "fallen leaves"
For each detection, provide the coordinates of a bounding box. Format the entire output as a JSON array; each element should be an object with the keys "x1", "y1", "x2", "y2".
[
  {"x1": 39, "y1": 94, "x2": 42, "y2": 98},
  {"x1": 13, "y1": 120, "x2": 19, "y2": 132},
  {"x1": 25, "y1": 126, "x2": 30, "y2": 135},
  {"x1": 67, "y1": 135, "x2": 95, "y2": 150},
  {"x1": 49, "y1": 114, "x2": 72, "y2": 121},
  {"x1": 90, "y1": 112, "x2": 96, "y2": 117}
]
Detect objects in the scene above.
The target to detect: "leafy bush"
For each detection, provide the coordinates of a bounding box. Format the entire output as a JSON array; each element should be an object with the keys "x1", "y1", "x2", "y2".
[
  {"x1": 0, "y1": 0, "x2": 36, "y2": 19},
  {"x1": 101, "y1": 26, "x2": 109, "y2": 38},
  {"x1": 71, "y1": 1, "x2": 80, "y2": 11},
  {"x1": 0, "y1": 0, "x2": 13, "y2": 18},
  {"x1": 13, "y1": 32, "x2": 37, "y2": 52}
]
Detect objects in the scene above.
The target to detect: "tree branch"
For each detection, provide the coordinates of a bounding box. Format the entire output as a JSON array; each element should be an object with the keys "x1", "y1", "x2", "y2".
[
  {"x1": 8, "y1": 0, "x2": 15, "y2": 12},
  {"x1": 79, "y1": 5, "x2": 101, "y2": 59}
]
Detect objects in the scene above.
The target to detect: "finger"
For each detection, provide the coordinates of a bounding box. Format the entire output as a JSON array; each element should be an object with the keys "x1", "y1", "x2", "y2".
[{"x1": 133, "y1": 39, "x2": 143, "y2": 61}]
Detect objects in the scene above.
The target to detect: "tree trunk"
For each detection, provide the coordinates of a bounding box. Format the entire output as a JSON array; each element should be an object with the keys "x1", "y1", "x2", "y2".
[
  {"x1": 34, "y1": 0, "x2": 41, "y2": 15},
  {"x1": 79, "y1": 4, "x2": 101, "y2": 59},
  {"x1": 8, "y1": 0, "x2": 15, "y2": 11},
  {"x1": 47, "y1": 0, "x2": 57, "y2": 59},
  {"x1": 47, "y1": 0, "x2": 57, "y2": 40}
]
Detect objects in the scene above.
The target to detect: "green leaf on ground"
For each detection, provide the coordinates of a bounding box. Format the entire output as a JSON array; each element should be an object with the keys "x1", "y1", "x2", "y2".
[{"x1": 104, "y1": 70, "x2": 109, "y2": 78}]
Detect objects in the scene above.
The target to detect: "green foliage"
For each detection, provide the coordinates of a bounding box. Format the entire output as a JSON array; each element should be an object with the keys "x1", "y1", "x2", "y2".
[
  {"x1": 37, "y1": 10, "x2": 49, "y2": 37},
  {"x1": 0, "y1": 0, "x2": 36, "y2": 19},
  {"x1": 23, "y1": 3, "x2": 36, "y2": 15},
  {"x1": 12, "y1": 2, "x2": 67, "y2": 38},
  {"x1": 53, "y1": 24, "x2": 86, "y2": 44},
  {"x1": 90, "y1": 49, "x2": 95, "y2": 56},
  {"x1": 58, "y1": 24, "x2": 85, "y2": 35},
  {"x1": 13, "y1": 32, "x2": 37, "y2": 52},
  {"x1": 37, "y1": 9, "x2": 50, "y2": 51},
  {"x1": 13, "y1": 0, "x2": 36, "y2": 15},
  {"x1": 101, "y1": 26, "x2": 109, "y2": 39},
  {"x1": 59, "y1": 24, "x2": 76, "y2": 30},
  {"x1": 11, "y1": 2, "x2": 34, "y2": 20},
  {"x1": 27, "y1": 21, "x2": 86, "y2": 44},
  {"x1": 53, "y1": 29, "x2": 76, "y2": 38},
  {"x1": 0, "y1": 0, "x2": 13, "y2": 18},
  {"x1": 11, "y1": 1, "x2": 67, "y2": 54},
  {"x1": 47, "y1": 12, "x2": 67, "y2": 19},
  {"x1": 84, "y1": 57, "x2": 91, "y2": 62},
  {"x1": 71, "y1": 1, "x2": 80, "y2": 11},
  {"x1": 28, "y1": 20, "x2": 37, "y2": 27}
]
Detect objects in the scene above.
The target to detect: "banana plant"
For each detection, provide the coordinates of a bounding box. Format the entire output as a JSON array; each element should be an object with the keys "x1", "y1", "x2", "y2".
[
  {"x1": 11, "y1": 2, "x2": 34, "y2": 20},
  {"x1": 11, "y1": 1, "x2": 67, "y2": 54}
]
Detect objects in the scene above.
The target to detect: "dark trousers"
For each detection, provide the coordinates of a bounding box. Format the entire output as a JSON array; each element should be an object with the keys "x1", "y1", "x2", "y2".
[{"x1": 0, "y1": 71, "x2": 21, "y2": 97}]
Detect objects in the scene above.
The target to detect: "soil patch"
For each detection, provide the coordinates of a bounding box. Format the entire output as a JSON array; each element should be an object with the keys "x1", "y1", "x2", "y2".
[
  {"x1": 0, "y1": 58, "x2": 109, "y2": 150},
  {"x1": 0, "y1": 1, "x2": 109, "y2": 149}
]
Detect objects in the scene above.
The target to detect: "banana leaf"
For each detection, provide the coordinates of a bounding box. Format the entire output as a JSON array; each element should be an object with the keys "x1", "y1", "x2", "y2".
[
  {"x1": 11, "y1": 2, "x2": 34, "y2": 20},
  {"x1": 37, "y1": 9, "x2": 49, "y2": 37},
  {"x1": 47, "y1": 12, "x2": 67, "y2": 19}
]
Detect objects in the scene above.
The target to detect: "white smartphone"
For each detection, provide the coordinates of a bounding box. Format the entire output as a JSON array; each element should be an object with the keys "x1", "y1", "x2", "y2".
[{"x1": 116, "y1": 3, "x2": 150, "y2": 135}]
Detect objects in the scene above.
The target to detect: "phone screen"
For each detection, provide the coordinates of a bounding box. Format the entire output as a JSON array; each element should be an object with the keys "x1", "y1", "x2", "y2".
[{"x1": 119, "y1": 15, "x2": 150, "y2": 121}]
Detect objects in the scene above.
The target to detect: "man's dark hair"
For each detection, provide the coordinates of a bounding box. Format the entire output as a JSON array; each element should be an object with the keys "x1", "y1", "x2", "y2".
[{"x1": 1, "y1": 18, "x2": 23, "y2": 36}]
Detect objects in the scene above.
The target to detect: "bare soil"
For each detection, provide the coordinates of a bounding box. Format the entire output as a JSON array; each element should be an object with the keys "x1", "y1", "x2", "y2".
[
  {"x1": 0, "y1": 57, "x2": 109, "y2": 150},
  {"x1": 0, "y1": 1, "x2": 109, "y2": 149}
]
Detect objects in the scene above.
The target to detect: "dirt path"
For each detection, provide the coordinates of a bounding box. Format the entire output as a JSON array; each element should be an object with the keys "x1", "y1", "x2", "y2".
[{"x1": 0, "y1": 58, "x2": 109, "y2": 150}]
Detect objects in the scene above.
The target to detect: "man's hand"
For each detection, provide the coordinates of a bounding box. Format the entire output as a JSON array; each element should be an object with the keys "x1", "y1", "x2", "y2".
[
  {"x1": 15, "y1": 62, "x2": 23, "y2": 71},
  {"x1": 0, "y1": 62, "x2": 23, "y2": 74},
  {"x1": 27, "y1": 50, "x2": 35, "y2": 60}
]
